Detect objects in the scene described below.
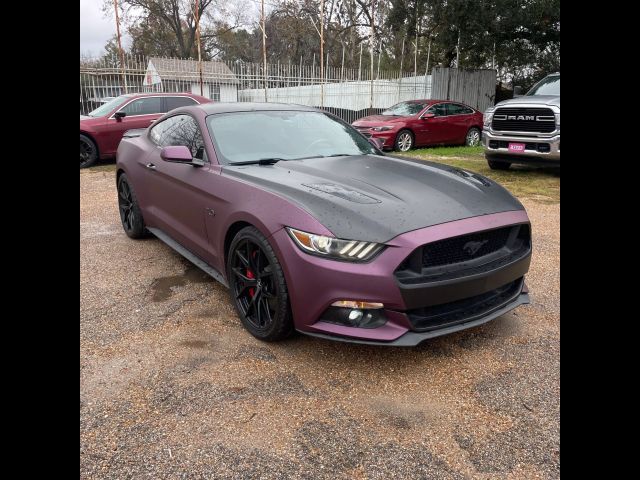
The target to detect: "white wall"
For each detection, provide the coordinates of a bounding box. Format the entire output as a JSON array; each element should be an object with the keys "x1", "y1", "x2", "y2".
[
  {"x1": 220, "y1": 84, "x2": 237, "y2": 102},
  {"x1": 191, "y1": 82, "x2": 209, "y2": 98},
  {"x1": 238, "y1": 76, "x2": 432, "y2": 110},
  {"x1": 189, "y1": 82, "x2": 237, "y2": 101}
]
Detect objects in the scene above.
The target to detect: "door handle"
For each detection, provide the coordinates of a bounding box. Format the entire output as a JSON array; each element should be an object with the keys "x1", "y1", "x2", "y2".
[{"x1": 146, "y1": 163, "x2": 156, "y2": 170}]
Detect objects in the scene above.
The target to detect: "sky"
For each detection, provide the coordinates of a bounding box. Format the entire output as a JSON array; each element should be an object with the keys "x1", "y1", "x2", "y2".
[{"x1": 80, "y1": 0, "x2": 130, "y2": 57}]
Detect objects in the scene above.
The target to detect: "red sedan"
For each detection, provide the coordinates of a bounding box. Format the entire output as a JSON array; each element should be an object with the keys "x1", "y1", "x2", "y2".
[
  {"x1": 80, "y1": 92, "x2": 211, "y2": 168},
  {"x1": 352, "y1": 99, "x2": 484, "y2": 152}
]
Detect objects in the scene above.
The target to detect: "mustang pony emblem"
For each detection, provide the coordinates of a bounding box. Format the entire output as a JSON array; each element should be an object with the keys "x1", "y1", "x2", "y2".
[{"x1": 463, "y1": 240, "x2": 489, "y2": 256}]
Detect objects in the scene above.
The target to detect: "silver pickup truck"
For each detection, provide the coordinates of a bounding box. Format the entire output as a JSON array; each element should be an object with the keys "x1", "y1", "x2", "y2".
[{"x1": 482, "y1": 73, "x2": 559, "y2": 170}]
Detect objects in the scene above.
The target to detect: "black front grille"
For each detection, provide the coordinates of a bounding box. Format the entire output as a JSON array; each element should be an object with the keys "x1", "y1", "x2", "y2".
[
  {"x1": 395, "y1": 224, "x2": 531, "y2": 284},
  {"x1": 406, "y1": 278, "x2": 523, "y2": 332},
  {"x1": 492, "y1": 107, "x2": 556, "y2": 133},
  {"x1": 423, "y1": 227, "x2": 511, "y2": 268}
]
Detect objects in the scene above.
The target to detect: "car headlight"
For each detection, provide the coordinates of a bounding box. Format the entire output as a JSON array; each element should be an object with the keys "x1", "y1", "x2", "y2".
[
  {"x1": 286, "y1": 227, "x2": 384, "y2": 262},
  {"x1": 483, "y1": 108, "x2": 495, "y2": 126},
  {"x1": 371, "y1": 126, "x2": 394, "y2": 132}
]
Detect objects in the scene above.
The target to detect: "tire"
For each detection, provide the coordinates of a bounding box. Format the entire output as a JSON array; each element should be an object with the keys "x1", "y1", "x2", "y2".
[
  {"x1": 394, "y1": 129, "x2": 414, "y2": 152},
  {"x1": 80, "y1": 134, "x2": 98, "y2": 169},
  {"x1": 465, "y1": 127, "x2": 481, "y2": 146},
  {"x1": 227, "y1": 226, "x2": 293, "y2": 342},
  {"x1": 117, "y1": 173, "x2": 148, "y2": 238},
  {"x1": 486, "y1": 157, "x2": 511, "y2": 170}
]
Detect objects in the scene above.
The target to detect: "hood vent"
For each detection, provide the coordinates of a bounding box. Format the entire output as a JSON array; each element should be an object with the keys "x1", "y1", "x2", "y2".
[
  {"x1": 449, "y1": 168, "x2": 491, "y2": 187},
  {"x1": 302, "y1": 183, "x2": 381, "y2": 204}
]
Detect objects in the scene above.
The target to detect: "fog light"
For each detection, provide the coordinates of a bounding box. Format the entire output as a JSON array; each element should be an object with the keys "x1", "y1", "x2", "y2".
[
  {"x1": 322, "y1": 305, "x2": 387, "y2": 329},
  {"x1": 331, "y1": 300, "x2": 384, "y2": 309}
]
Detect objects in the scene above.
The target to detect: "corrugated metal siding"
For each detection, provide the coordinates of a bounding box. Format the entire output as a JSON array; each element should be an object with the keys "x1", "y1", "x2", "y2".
[{"x1": 431, "y1": 68, "x2": 496, "y2": 113}]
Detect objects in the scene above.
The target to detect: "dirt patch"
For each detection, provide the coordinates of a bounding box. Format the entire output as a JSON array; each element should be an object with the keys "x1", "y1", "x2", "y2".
[{"x1": 81, "y1": 169, "x2": 559, "y2": 478}]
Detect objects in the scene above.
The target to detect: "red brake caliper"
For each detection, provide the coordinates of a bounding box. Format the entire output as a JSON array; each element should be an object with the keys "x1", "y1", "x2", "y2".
[{"x1": 246, "y1": 268, "x2": 255, "y2": 298}]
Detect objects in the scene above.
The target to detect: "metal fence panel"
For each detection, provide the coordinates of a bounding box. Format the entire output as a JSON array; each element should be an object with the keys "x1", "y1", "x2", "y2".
[
  {"x1": 431, "y1": 67, "x2": 497, "y2": 113},
  {"x1": 81, "y1": 55, "x2": 495, "y2": 122}
]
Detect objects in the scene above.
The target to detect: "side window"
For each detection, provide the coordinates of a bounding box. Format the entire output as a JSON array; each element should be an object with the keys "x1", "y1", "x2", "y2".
[
  {"x1": 447, "y1": 103, "x2": 472, "y2": 115},
  {"x1": 149, "y1": 116, "x2": 176, "y2": 146},
  {"x1": 210, "y1": 85, "x2": 221, "y2": 102},
  {"x1": 165, "y1": 96, "x2": 198, "y2": 112},
  {"x1": 119, "y1": 97, "x2": 163, "y2": 116},
  {"x1": 428, "y1": 103, "x2": 447, "y2": 117},
  {"x1": 150, "y1": 115, "x2": 207, "y2": 161}
]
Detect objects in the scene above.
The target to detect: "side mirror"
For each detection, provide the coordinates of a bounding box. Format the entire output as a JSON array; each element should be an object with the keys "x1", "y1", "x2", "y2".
[
  {"x1": 160, "y1": 145, "x2": 203, "y2": 167},
  {"x1": 368, "y1": 137, "x2": 384, "y2": 150},
  {"x1": 421, "y1": 113, "x2": 435, "y2": 120},
  {"x1": 513, "y1": 86, "x2": 524, "y2": 97},
  {"x1": 114, "y1": 111, "x2": 126, "y2": 122}
]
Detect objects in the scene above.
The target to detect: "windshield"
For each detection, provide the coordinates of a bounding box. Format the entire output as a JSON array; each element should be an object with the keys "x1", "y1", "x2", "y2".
[
  {"x1": 527, "y1": 75, "x2": 560, "y2": 96},
  {"x1": 206, "y1": 111, "x2": 377, "y2": 164},
  {"x1": 382, "y1": 102, "x2": 427, "y2": 116},
  {"x1": 87, "y1": 95, "x2": 129, "y2": 117}
]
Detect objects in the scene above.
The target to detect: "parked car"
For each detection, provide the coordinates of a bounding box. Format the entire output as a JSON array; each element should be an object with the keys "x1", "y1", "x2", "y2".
[
  {"x1": 80, "y1": 92, "x2": 211, "y2": 168},
  {"x1": 116, "y1": 103, "x2": 532, "y2": 346},
  {"x1": 351, "y1": 100, "x2": 484, "y2": 152},
  {"x1": 482, "y1": 73, "x2": 559, "y2": 169}
]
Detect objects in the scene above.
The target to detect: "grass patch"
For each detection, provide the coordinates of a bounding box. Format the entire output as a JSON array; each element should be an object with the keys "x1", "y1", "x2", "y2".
[
  {"x1": 398, "y1": 146, "x2": 560, "y2": 203},
  {"x1": 410, "y1": 145, "x2": 485, "y2": 158}
]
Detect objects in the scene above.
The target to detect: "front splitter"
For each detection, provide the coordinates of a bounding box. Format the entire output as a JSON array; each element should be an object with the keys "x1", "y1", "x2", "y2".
[{"x1": 296, "y1": 292, "x2": 530, "y2": 347}]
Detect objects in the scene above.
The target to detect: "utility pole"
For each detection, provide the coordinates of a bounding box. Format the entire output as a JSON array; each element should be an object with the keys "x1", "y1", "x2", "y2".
[
  {"x1": 299, "y1": 55, "x2": 303, "y2": 86},
  {"x1": 426, "y1": 39, "x2": 431, "y2": 76},
  {"x1": 492, "y1": 41, "x2": 496, "y2": 70},
  {"x1": 260, "y1": 0, "x2": 268, "y2": 101},
  {"x1": 358, "y1": 42, "x2": 363, "y2": 81},
  {"x1": 113, "y1": 0, "x2": 127, "y2": 93},
  {"x1": 414, "y1": 11, "x2": 418, "y2": 80},
  {"x1": 398, "y1": 37, "x2": 405, "y2": 102},
  {"x1": 424, "y1": 39, "x2": 431, "y2": 96},
  {"x1": 194, "y1": 0, "x2": 204, "y2": 96},
  {"x1": 370, "y1": 0, "x2": 375, "y2": 113},
  {"x1": 320, "y1": 0, "x2": 324, "y2": 108},
  {"x1": 456, "y1": 30, "x2": 460, "y2": 68}
]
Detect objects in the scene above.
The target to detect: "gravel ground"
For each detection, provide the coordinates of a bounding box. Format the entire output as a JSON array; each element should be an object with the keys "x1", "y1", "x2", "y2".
[{"x1": 80, "y1": 168, "x2": 559, "y2": 479}]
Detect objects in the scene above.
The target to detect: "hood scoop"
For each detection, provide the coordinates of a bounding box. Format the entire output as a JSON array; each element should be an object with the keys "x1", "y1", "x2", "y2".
[
  {"x1": 302, "y1": 183, "x2": 381, "y2": 204},
  {"x1": 449, "y1": 168, "x2": 492, "y2": 187}
]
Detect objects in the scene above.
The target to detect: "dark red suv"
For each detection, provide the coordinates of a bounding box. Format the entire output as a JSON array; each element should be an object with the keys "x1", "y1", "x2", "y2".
[
  {"x1": 80, "y1": 92, "x2": 211, "y2": 168},
  {"x1": 352, "y1": 99, "x2": 484, "y2": 152}
]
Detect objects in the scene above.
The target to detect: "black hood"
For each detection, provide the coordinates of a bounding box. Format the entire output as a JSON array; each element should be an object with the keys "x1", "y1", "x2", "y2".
[{"x1": 224, "y1": 155, "x2": 524, "y2": 243}]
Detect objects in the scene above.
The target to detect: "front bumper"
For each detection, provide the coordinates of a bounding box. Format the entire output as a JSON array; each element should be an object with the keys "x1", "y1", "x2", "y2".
[
  {"x1": 301, "y1": 291, "x2": 529, "y2": 346},
  {"x1": 270, "y1": 210, "x2": 531, "y2": 346},
  {"x1": 355, "y1": 128, "x2": 397, "y2": 149},
  {"x1": 483, "y1": 129, "x2": 560, "y2": 163}
]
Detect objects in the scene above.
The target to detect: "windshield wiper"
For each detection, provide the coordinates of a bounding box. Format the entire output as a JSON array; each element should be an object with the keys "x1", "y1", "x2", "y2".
[
  {"x1": 323, "y1": 153, "x2": 367, "y2": 157},
  {"x1": 229, "y1": 158, "x2": 286, "y2": 166}
]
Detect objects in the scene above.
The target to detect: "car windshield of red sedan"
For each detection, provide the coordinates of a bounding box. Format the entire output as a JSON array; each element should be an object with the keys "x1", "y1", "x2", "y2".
[
  {"x1": 87, "y1": 95, "x2": 129, "y2": 117},
  {"x1": 206, "y1": 111, "x2": 377, "y2": 164},
  {"x1": 381, "y1": 102, "x2": 427, "y2": 116}
]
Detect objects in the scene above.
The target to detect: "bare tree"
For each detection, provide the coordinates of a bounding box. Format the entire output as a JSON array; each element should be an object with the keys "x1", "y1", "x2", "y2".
[{"x1": 103, "y1": 0, "x2": 250, "y2": 58}]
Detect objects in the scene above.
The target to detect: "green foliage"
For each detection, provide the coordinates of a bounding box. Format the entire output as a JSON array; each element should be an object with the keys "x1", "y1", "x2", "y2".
[{"x1": 101, "y1": 0, "x2": 559, "y2": 87}]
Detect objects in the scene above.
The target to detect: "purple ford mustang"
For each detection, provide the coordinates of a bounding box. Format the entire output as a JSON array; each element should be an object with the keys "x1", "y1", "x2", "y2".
[{"x1": 116, "y1": 103, "x2": 531, "y2": 346}]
